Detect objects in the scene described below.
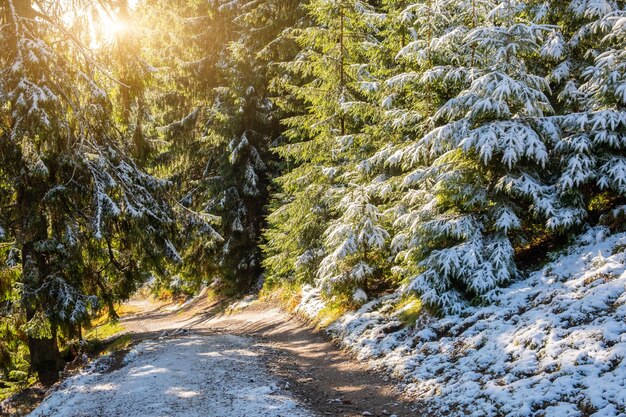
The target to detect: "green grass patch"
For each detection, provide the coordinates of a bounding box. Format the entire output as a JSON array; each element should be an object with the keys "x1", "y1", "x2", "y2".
[
  {"x1": 104, "y1": 333, "x2": 133, "y2": 353},
  {"x1": 316, "y1": 293, "x2": 357, "y2": 328},
  {"x1": 84, "y1": 321, "x2": 125, "y2": 341},
  {"x1": 80, "y1": 316, "x2": 131, "y2": 358},
  {"x1": 0, "y1": 375, "x2": 37, "y2": 402},
  {"x1": 260, "y1": 281, "x2": 303, "y2": 311},
  {"x1": 394, "y1": 295, "x2": 423, "y2": 326}
]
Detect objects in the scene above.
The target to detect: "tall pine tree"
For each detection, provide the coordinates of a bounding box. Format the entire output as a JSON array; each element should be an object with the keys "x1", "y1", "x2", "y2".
[
  {"x1": 0, "y1": 0, "x2": 173, "y2": 380},
  {"x1": 263, "y1": 0, "x2": 384, "y2": 299}
]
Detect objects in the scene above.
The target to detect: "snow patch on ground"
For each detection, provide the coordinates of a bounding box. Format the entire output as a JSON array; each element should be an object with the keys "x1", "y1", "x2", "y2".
[
  {"x1": 162, "y1": 289, "x2": 207, "y2": 312},
  {"x1": 295, "y1": 285, "x2": 326, "y2": 318},
  {"x1": 298, "y1": 227, "x2": 626, "y2": 416},
  {"x1": 29, "y1": 334, "x2": 312, "y2": 417},
  {"x1": 228, "y1": 294, "x2": 259, "y2": 312}
]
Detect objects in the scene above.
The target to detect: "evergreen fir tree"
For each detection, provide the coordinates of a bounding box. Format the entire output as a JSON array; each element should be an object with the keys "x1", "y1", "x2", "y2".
[
  {"x1": 581, "y1": 3, "x2": 626, "y2": 196},
  {"x1": 139, "y1": 0, "x2": 236, "y2": 294},
  {"x1": 0, "y1": 0, "x2": 174, "y2": 380},
  {"x1": 263, "y1": 0, "x2": 383, "y2": 295},
  {"x1": 141, "y1": 0, "x2": 304, "y2": 293},
  {"x1": 394, "y1": 1, "x2": 572, "y2": 312},
  {"x1": 317, "y1": 186, "x2": 389, "y2": 300},
  {"x1": 363, "y1": 0, "x2": 494, "y2": 311},
  {"x1": 203, "y1": 0, "x2": 304, "y2": 290},
  {"x1": 541, "y1": 1, "x2": 626, "y2": 225}
]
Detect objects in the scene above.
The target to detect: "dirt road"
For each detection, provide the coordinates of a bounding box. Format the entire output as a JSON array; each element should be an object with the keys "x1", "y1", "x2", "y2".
[{"x1": 29, "y1": 293, "x2": 417, "y2": 417}]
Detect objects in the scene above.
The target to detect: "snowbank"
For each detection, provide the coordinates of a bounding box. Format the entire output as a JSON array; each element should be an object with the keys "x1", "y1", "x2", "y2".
[{"x1": 298, "y1": 228, "x2": 626, "y2": 416}]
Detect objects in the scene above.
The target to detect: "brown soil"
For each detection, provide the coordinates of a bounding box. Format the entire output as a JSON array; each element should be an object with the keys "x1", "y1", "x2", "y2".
[{"x1": 0, "y1": 385, "x2": 47, "y2": 417}]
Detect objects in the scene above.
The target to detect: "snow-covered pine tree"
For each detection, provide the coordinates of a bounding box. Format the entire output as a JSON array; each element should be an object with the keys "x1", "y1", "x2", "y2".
[
  {"x1": 262, "y1": 0, "x2": 383, "y2": 294},
  {"x1": 581, "y1": 3, "x2": 626, "y2": 202},
  {"x1": 0, "y1": 0, "x2": 174, "y2": 379},
  {"x1": 369, "y1": 0, "x2": 472, "y2": 266},
  {"x1": 360, "y1": 0, "x2": 492, "y2": 311},
  {"x1": 317, "y1": 186, "x2": 389, "y2": 301},
  {"x1": 395, "y1": 1, "x2": 575, "y2": 313},
  {"x1": 536, "y1": 0, "x2": 626, "y2": 225},
  {"x1": 200, "y1": 0, "x2": 306, "y2": 291}
]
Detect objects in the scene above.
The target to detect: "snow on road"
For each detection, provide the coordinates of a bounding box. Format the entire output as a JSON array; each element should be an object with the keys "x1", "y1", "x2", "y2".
[{"x1": 29, "y1": 333, "x2": 312, "y2": 417}]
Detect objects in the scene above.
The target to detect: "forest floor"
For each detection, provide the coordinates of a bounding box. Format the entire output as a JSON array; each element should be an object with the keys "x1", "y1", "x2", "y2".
[{"x1": 25, "y1": 292, "x2": 417, "y2": 417}]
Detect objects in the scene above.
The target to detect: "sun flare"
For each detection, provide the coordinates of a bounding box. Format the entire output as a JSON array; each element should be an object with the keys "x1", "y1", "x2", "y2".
[
  {"x1": 89, "y1": 11, "x2": 130, "y2": 49},
  {"x1": 104, "y1": 18, "x2": 129, "y2": 39}
]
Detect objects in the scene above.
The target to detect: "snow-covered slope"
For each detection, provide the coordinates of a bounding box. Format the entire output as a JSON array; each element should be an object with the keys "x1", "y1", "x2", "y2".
[{"x1": 299, "y1": 228, "x2": 626, "y2": 416}]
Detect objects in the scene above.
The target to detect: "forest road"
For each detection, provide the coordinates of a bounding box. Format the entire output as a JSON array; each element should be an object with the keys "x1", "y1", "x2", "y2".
[{"x1": 28, "y1": 293, "x2": 417, "y2": 417}]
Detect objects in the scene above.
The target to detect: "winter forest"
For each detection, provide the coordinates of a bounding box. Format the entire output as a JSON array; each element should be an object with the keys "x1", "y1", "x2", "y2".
[{"x1": 1, "y1": 0, "x2": 626, "y2": 416}]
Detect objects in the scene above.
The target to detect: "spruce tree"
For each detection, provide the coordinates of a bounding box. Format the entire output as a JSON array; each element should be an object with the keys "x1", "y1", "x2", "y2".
[
  {"x1": 393, "y1": 1, "x2": 572, "y2": 312},
  {"x1": 581, "y1": 3, "x2": 626, "y2": 185},
  {"x1": 140, "y1": 0, "x2": 304, "y2": 293},
  {"x1": 0, "y1": 0, "x2": 173, "y2": 380},
  {"x1": 263, "y1": 0, "x2": 383, "y2": 297},
  {"x1": 204, "y1": 0, "x2": 304, "y2": 290},
  {"x1": 371, "y1": 0, "x2": 471, "y2": 284},
  {"x1": 363, "y1": 0, "x2": 493, "y2": 311},
  {"x1": 539, "y1": 1, "x2": 626, "y2": 225}
]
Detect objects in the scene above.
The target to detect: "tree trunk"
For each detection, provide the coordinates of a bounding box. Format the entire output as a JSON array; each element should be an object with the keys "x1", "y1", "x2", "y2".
[
  {"x1": 18, "y1": 183, "x2": 65, "y2": 383},
  {"x1": 25, "y1": 308, "x2": 65, "y2": 385},
  {"x1": 8, "y1": 0, "x2": 64, "y2": 384}
]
